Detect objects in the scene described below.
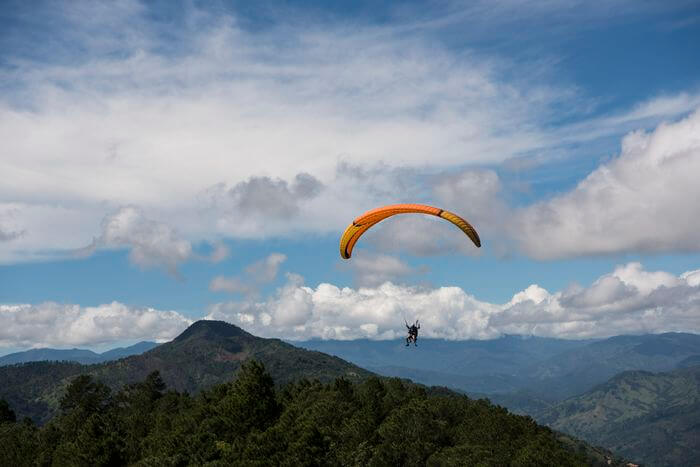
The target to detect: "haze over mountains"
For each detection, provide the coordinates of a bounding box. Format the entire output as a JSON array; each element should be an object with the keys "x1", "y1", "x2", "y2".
[
  {"x1": 300, "y1": 332, "x2": 700, "y2": 466},
  {"x1": 539, "y1": 365, "x2": 700, "y2": 466},
  {"x1": 0, "y1": 341, "x2": 159, "y2": 366},
  {"x1": 298, "y1": 332, "x2": 700, "y2": 400}
]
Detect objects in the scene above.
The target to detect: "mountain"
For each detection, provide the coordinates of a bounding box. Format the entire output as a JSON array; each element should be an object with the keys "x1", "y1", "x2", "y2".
[
  {"x1": 298, "y1": 332, "x2": 700, "y2": 401},
  {"x1": 96, "y1": 341, "x2": 159, "y2": 361},
  {"x1": 677, "y1": 354, "x2": 700, "y2": 368},
  {"x1": 0, "y1": 348, "x2": 102, "y2": 366},
  {"x1": 0, "y1": 320, "x2": 371, "y2": 423},
  {"x1": 537, "y1": 364, "x2": 700, "y2": 466},
  {"x1": 0, "y1": 341, "x2": 159, "y2": 366},
  {"x1": 296, "y1": 335, "x2": 592, "y2": 393},
  {"x1": 0, "y1": 362, "x2": 630, "y2": 467},
  {"x1": 521, "y1": 332, "x2": 700, "y2": 400}
]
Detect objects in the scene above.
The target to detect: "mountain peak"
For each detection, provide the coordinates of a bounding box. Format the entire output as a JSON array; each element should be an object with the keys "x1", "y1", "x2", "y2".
[{"x1": 173, "y1": 320, "x2": 254, "y2": 342}]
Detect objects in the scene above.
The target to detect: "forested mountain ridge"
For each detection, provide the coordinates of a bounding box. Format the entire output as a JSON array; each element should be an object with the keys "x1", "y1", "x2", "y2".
[
  {"x1": 522, "y1": 332, "x2": 700, "y2": 400},
  {"x1": 0, "y1": 320, "x2": 370, "y2": 423},
  {"x1": 538, "y1": 364, "x2": 700, "y2": 466},
  {"x1": 0, "y1": 361, "x2": 629, "y2": 466}
]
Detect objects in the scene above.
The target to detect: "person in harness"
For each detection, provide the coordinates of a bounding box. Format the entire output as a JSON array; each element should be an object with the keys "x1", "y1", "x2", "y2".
[{"x1": 405, "y1": 319, "x2": 420, "y2": 346}]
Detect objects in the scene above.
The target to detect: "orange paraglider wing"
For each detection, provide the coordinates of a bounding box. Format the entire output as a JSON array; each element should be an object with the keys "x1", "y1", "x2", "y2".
[{"x1": 339, "y1": 203, "x2": 480, "y2": 259}]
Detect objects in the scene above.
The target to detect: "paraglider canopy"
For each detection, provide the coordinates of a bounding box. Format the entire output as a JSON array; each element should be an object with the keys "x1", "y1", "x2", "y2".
[{"x1": 339, "y1": 203, "x2": 480, "y2": 259}]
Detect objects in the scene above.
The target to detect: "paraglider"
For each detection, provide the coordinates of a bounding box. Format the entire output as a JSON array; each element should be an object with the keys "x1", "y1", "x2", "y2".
[
  {"x1": 339, "y1": 203, "x2": 480, "y2": 259},
  {"x1": 405, "y1": 319, "x2": 420, "y2": 346},
  {"x1": 339, "y1": 204, "x2": 481, "y2": 349}
]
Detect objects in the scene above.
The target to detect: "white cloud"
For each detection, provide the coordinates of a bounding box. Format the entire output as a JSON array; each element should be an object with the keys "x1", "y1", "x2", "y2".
[
  {"x1": 1, "y1": 3, "x2": 698, "y2": 264},
  {"x1": 207, "y1": 262, "x2": 700, "y2": 340},
  {"x1": 2, "y1": 262, "x2": 695, "y2": 348},
  {"x1": 247, "y1": 253, "x2": 287, "y2": 283},
  {"x1": 0, "y1": 228, "x2": 24, "y2": 242},
  {"x1": 343, "y1": 253, "x2": 425, "y2": 287},
  {"x1": 210, "y1": 276, "x2": 253, "y2": 295},
  {"x1": 209, "y1": 253, "x2": 287, "y2": 295},
  {"x1": 0, "y1": 301, "x2": 191, "y2": 348},
  {"x1": 203, "y1": 175, "x2": 325, "y2": 236},
  {"x1": 0, "y1": 2, "x2": 575, "y2": 263},
  {"x1": 79, "y1": 206, "x2": 193, "y2": 275},
  {"x1": 0, "y1": 202, "x2": 104, "y2": 263},
  {"x1": 0, "y1": 205, "x2": 26, "y2": 242},
  {"x1": 353, "y1": 169, "x2": 502, "y2": 257},
  {"x1": 207, "y1": 242, "x2": 231, "y2": 263},
  {"x1": 432, "y1": 168, "x2": 509, "y2": 249},
  {"x1": 515, "y1": 110, "x2": 700, "y2": 259},
  {"x1": 681, "y1": 269, "x2": 700, "y2": 287}
]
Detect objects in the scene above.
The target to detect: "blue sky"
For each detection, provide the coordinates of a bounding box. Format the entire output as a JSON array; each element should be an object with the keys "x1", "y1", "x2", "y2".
[{"x1": 1, "y1": 0, "x2": 699, "y2": 353}]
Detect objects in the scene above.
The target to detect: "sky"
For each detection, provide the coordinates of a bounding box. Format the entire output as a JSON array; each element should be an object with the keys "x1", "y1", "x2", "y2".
[{"x1": 1, "y1": 0, "x2": 700, "y2": 354}]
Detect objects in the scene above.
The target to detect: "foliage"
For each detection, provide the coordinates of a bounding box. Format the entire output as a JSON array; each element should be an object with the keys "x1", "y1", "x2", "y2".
[
  {"x1": 0, "y1": 398, "x2": 16, "y2": 423},
  {"x1": 0, "y1": 363, "x2": 614, "y2": 466},
  {"x1": 0, "y1": 320, "x2": 370, "y2": 423},
  {"x1": 540, "y1": 364, "x2": 700, "y2": 466}
]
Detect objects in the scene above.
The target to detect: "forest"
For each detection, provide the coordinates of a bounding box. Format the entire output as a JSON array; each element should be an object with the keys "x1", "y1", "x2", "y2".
[{"x1": 0, "y1": 360, "x2": 608, "y2": 466}]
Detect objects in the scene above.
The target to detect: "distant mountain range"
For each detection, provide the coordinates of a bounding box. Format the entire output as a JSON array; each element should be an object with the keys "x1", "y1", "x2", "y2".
[
  {"x1": 298, "y1": 331, "x2": 700, "y2": 466},
  {"x1": 9, "y1": 331, "x2": 698, "y2": 403},
  {"x1": 0, "y1": 320, "x2": 632, "y2": 466},
  {"x1": 0, "y1": 320, "x2": 370, "y2": 423},
  {"x1": 297, "y1": 332, "x2": 700, "y2": 400},
  {"x1": 537, "y1": 364, "x2": 700, "y2": 467},
  {"x1": 2, "y1": 324, "x2": 698, "y2": 465},
  {"x1": 0, "y1": 341, "x2": 159, "y2": 366}
]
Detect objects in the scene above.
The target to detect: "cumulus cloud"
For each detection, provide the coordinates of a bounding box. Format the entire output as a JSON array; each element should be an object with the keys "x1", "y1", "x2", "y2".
[
  {"x1": 681, "y1": 269, "x2": 700, "y2": 287},
  {"x1": 356, "y1": 169, "x2": 503, "y2": 257},
  {"x1": 0, "y1": 208, "x2": 26, "y2": 243},
  {"x1": 1, "y1": 2, "x2": 698, "y2": 264},
  {"x1": 200, "y1": 174, "x2": 325, "y2": 236},
  {"x1": 344, "y1": 253, "x2": 425, "y2": 287},
  {"x1": 0, "y1": 1, "x2": 595, "y2": 263},
  {"x1": 228, "y1": 174, "x2": 323, "y2": 218},
  {"x1": 514, "y1": 110, "x2": 700, "y2": 259},
  {"x1": 79, "y1": 206, "x2": 193, "y2": 275},
  {"x1": 0, "y1": 301, "x2": 191, "y2": 348},
  {"x1": 210, "y1": 253, "x2": 287, "y2": 296},
  {"x1": 0, "y1": 228, "x2": 24, "y2": 242},
  {"x1": 207, "y1": 262, "x2": 700, "y2": 340},
  {"x1": 432, "y1": 168, "x2": 511, "y2": 249}
]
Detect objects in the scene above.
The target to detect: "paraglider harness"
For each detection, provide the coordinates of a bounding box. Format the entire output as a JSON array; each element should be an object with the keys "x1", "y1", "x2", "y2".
[{"x1": 405, "y1": 319, "x2": 420, "y2": 346}]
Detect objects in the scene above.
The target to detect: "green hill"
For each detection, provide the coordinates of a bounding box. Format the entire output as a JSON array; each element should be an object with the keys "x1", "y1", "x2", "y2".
[
  {"x1": 538, "y1": 364, "x2": 700, "y2": 466},
  {"x1": 522, "y1": 333, "x2": 700, "y2": 400},
  {"x1": 0, "y1": 320, "x2": 370, "y2": 423},
  {"x1": 0, "y1": 360, "x2": 628, "y2": 466}
]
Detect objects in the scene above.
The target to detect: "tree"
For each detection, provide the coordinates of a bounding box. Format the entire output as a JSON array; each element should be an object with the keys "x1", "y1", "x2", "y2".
[
  {"x1": 60, "y1": 375, "x2": 111, "y2": 415},
  {"x1": 0, "y1": 399, "x2": 16, "y2": 424},
  {"x1": 216, "y1": 360, "x2": 280, "y2": 438}
]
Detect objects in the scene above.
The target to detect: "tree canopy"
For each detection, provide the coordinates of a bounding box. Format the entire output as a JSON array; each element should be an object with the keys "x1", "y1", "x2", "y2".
[{"x1": 0, "y1": 361, "x2": 618, "y2": 466}]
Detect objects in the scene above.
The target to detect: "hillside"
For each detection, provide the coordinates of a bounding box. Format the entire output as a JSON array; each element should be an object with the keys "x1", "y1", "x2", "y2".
[
  {"x1": 297, "y1": 335, "x2": 592, "y2": 394},
  {"x1": 0, "y1": 341, "x2": 159, "y2": 366},
  {"x1": 298, "y1": 333, "x2": 700, "y2": 402},
  {"x1": 522, "y1": 332, "x2": 700, "y2": 400},
  {"x1": 538, "y1": 364, "x2": 700, "y2": 466},
  {"x1": 0, "y1": 320, "x2": 370, "y2": 423},
  {"x1": 0, "y1": 360, "x2": 628, "y2": 466}
]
